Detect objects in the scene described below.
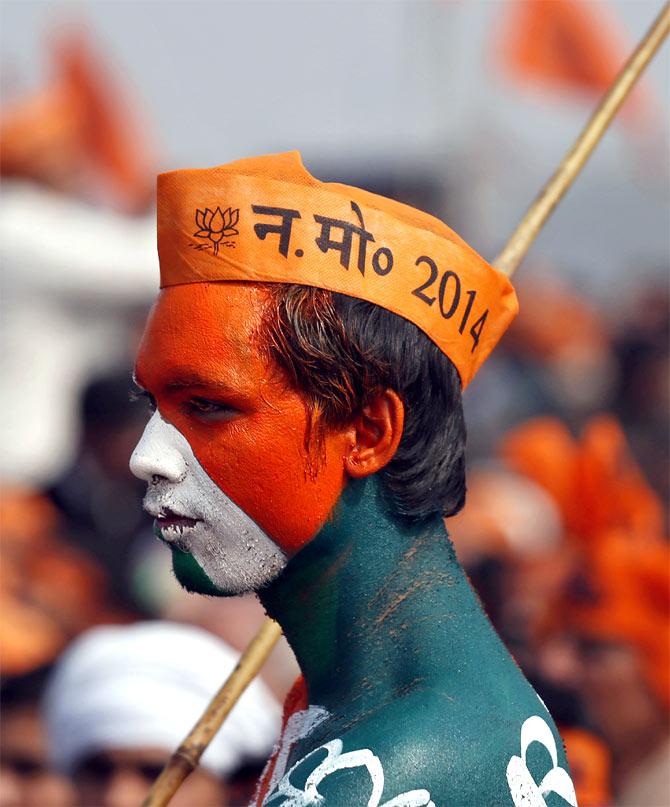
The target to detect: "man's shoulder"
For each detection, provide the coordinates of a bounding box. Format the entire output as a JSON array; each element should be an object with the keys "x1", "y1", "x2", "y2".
[
  {"x1": 344, "y1": 689, "x2": 575, "y2": 805},
  {"x1": 263, "y1": 688, "x2": 577, "y2": 806}
]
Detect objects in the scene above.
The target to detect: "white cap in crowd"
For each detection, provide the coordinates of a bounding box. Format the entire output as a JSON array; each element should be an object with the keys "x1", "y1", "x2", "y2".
[{"x1": 43, "y1": 621, "x2": 281, "y2": 777}]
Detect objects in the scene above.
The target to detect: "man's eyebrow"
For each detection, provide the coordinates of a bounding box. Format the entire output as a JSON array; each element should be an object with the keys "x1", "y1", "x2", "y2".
[{"x1": 162, "y1": 368, "x2": 235, "y2": 392}]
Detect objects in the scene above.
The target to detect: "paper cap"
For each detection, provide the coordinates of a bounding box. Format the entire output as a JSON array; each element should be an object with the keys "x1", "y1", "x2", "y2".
[{"x1": 157, "y1": 151, "x2": 518, "y2": 387}]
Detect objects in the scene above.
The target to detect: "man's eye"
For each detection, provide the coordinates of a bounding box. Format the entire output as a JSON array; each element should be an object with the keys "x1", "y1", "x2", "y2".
[
  {"x1": 184, "y1": 397, "x2": 237, "y2": 422},
  {"x1": 138, "y1": 763, "x2": 167, "y2": 781}
]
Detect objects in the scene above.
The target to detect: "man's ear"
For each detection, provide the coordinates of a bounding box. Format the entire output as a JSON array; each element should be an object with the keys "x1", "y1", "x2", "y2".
[{"x1": 344, "y1": 389, "x2": 404, "y2": 479}]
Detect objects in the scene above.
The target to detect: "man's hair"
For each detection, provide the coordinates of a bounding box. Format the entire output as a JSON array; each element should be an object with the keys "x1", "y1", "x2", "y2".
[{"x1": 259, "y1": 285, "x2": 466, "y2": 523}]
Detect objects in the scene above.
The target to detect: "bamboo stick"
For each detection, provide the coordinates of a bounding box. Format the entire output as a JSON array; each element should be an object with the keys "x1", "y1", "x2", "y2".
[
  {"x1": 493, "y1": 1, "x2": 670, "y2": 277},
  {"x1": 143, "y1": 5, "x2": 669, "y2": 805},
  {"x1": 141, "y1": 618, "x2": 282, "y2": 807}
]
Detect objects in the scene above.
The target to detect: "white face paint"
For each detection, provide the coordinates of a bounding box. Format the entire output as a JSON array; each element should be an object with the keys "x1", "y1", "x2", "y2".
[{"x1": 129, "y1": 412, "x2": 287, "y2": 595}]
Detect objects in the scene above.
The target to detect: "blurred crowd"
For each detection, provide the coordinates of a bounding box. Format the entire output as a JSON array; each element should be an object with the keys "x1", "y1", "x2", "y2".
[{"x1": 1, "y1": 21, "x2": 668, "y2": 807}]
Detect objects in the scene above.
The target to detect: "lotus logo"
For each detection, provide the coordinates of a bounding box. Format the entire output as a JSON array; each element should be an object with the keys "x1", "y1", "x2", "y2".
[{"x1": 193, "y1": 207, "x2": 239, "y2": 255}]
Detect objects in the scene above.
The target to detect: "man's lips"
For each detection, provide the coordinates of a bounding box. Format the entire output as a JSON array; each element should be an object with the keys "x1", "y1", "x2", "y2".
[
  {"x1": 153, "y1": 511, "x2": 200, "y2": 552},
  {"x1": 155, "y1": 514, "x2": 200, "y2": 530},
  {"x1": 149, "y1": 507, "x2": 200, "y2": 532}
]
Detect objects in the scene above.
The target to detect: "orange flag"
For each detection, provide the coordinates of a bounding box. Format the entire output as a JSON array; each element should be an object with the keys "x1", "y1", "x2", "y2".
[
  {"x1": 493, "y1": 0, "x2": 649, "y2": 120},
  {"x1": 1, "y1": 28, "x2": 155, "y2": 212}
]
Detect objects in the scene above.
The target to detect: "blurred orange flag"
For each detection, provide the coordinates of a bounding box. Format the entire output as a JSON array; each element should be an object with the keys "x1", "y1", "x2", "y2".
[
  {"x1": 493, "y1": 0, "x2": 650, "y2": 121},
  {"x1": 500, "y1": 414, "x2": 666, "y2": 546},
  {"x1": 1, "y1": 29, "x2": 155, "y2": 212}
]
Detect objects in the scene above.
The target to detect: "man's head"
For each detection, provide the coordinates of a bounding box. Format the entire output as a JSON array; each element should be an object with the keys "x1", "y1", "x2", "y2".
[
  {"x1": 130, "y1": 151, "x2": 517, "y2": 596},
  {"x1": 131, "y1": 280, "x2": 465, "y2": 595}
]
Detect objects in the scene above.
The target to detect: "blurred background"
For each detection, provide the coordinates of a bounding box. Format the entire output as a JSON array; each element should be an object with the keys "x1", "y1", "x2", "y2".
[{"x1": 1, "y1": 1, "x2": 668, "y2": 805}]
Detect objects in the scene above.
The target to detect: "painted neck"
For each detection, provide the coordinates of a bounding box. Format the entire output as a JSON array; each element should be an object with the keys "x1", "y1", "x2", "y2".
[{"x1": 259, "y1": 476, "x2": 490, "y2": 717}]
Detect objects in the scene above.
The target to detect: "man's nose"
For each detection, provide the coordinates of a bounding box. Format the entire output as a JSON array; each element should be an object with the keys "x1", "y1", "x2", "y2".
[{"x1": 129, "y1": 411, "x2": 187, "y2": 483}]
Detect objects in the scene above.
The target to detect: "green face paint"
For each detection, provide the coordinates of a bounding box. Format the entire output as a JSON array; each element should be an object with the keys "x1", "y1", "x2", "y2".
[
  {"x1": 153, "y1": 524, "x2": 225, "y2": 597},
  {"x1": 171, "y1": 549, "x2": 225, "y2": 597},
  {"x1": 258, "y1": 477, "x2": 576, "y2": 806}
]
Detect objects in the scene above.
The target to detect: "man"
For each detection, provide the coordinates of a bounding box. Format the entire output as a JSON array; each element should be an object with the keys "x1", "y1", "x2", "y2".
[
  {"x1": 43, "y1": 622, "x2": 280, "y2": 807},
  {"x1": 47, "y1": 370, "x2": 151, "y2": 611},
  {"x1": 130, "y1": 151, "x2": 576, "y2": 805}
]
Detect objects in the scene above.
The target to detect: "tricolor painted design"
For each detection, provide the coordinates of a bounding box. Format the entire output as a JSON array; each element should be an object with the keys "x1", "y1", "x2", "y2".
[
  {"x1": 132, "y1": 283, "x2": 351, "y2": 558},
  {"x1": 130, "y1": 284, "x2": 576, "y2": 805},
  {"x1": 130, "y1": 411, "x2": 287, "y2": 594}
]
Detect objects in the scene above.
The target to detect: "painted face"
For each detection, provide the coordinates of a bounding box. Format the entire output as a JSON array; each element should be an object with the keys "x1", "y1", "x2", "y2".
[
  {"x1": 130, "y1": 282, "x2": 351, "y2": 594},
  {"x1": 130, "y1": 411, "x2": 287, "y2": 594}
]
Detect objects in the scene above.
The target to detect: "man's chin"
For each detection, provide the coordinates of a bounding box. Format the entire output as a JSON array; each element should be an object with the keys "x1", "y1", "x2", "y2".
[
  {"x1": 171, "y1": 549, "x2": 230, "y2": 596},
  {"x1": 170, "y1": 548, "x2": 268, "y2": 597}
]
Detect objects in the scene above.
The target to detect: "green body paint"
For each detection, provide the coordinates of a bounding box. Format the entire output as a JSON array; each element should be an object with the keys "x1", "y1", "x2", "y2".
[{"x1": 259, "y1": 477, "x2": 574, "y2": 806}]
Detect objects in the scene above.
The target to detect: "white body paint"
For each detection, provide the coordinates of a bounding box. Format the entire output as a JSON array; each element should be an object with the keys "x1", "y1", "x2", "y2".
[
  {"x1": 507, "y1": 715, "x2": 578, "y2": 807},
  {"x1": 264, "y1": 705, "x2": 331, "y2": 795},
  {"x1": 265, "y1": 738, "x2": 435, "y2": 807},
  {"x1": 261, "y1": 703, "x2": 434, "y2": 807},
  {"x1": 130, "y1": 412, "x2": 287, "y2": 594},
  {"x1": 262, "y1": 706, "x2": 576, "y2": 806}
]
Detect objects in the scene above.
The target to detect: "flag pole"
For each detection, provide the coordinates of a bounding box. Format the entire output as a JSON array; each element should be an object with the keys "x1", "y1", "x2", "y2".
[
  {"x1": 143, "y1": 4, "x2": 669, "y2": 806},
  {"x1": 493, "y1": 1, "x2": 670, "y2": 277}
]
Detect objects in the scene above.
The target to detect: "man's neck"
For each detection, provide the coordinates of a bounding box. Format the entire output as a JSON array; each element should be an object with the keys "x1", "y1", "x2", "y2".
[{"x1": 259, "y1": 476, "x2": 497, "y2": 722}]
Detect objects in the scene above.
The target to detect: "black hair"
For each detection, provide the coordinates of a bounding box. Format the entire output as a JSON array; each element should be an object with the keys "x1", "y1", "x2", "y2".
[{"x1": 260, "y1": 285, "x2": 466, "y2": 523}]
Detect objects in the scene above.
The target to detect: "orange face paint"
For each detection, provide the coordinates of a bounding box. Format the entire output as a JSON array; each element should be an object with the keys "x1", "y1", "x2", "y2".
[{"x1": 134, "y1": 282, "x2": 351, "y2": 555}]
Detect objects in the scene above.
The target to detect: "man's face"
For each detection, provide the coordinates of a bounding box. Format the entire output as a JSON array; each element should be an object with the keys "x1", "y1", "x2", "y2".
[
  {"x1": 130, "y1": 282, "x2": 350, "y2": 594},
  {"x1": 74, "y1": 748, "x2": 225, "y2": 807},
  {"x1": 0, "y1": 705, "x2": 75, "y2": 807}
]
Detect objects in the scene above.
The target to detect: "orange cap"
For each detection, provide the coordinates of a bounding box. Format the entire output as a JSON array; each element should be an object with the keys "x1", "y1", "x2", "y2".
[{"x1": 157, "y1": 151, "x2": 518, "y2": 388}]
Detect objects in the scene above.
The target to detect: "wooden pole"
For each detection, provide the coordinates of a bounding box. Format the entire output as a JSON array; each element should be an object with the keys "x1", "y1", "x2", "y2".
[
  {"x1": 494, "y1": 1, "x2": 670, "y2": 277},
  {"x1": 143, "y1": 5, "x2": 669, "y2": 806},
  {"x1": 141, "y1": 617, "x2": 282, "y2": 807}
]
